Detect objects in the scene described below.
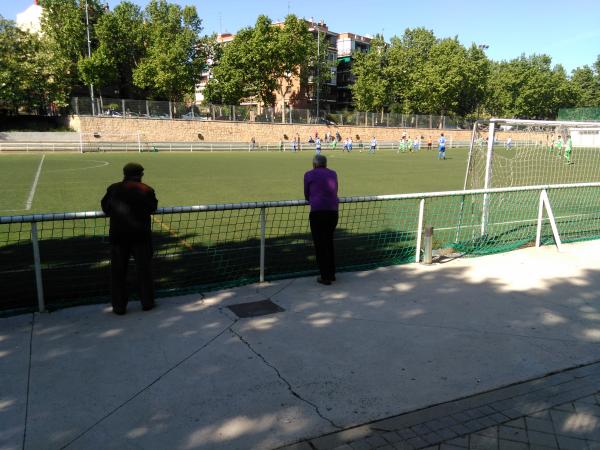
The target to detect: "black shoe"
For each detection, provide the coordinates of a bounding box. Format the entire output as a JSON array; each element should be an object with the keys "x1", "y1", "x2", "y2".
[
  {"x1": 142, "y1": 303, "x2": 155, "y2": 311},
  {"x1": 113, "y1": 308, "x2": 126, "y2": 316},
  {"x1": 317, "y1": 277, "x2": 332, "y2": 286},
  {"x1": 331, "y1": 275, "x2": 336, "y2": 281}
]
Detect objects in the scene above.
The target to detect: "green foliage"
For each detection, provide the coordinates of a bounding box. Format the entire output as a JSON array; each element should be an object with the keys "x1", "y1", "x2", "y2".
[
  {"x1": 571, "y1": 64, "x2": 600, "y2": 107},
  {"x1": 353, "y1": 29, "x2": 489, "y2": 117},
  {"x1": 205, "y1": 14, "x2": 315, "y2": 107},
  {"x1": 386, "y1": 28, "x2": 436, "y2": 113},
  {"x1": 39, "y1": 0, "x2": 106, "y2": 106},
  {"x1": 350, "y1": 35, "x2": 389, "y2": 113},
  {"x1": 485, "y1": 54, "x2": 576, "y2": 119},
  {"x1": 132, "y1": 0, "x2": 204, "y2": 101},
  {"x1": 91, "y1": 1, "x2": 145, "y2": 97}
]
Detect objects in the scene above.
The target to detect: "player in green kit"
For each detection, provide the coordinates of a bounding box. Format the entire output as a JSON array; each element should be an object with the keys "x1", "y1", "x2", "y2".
[
  {"x1": 554, "y1": 135, "x2": 563, "y2": 157},
  {"x1": 407, "y1": 136, "x2": 413, "y2": 152},
  {"x1": 565, "y1": 135, "x2": 573, "y2": 164}
]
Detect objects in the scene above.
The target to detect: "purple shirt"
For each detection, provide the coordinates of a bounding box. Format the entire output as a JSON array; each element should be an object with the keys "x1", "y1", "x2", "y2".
[{"x1": 304, "y1": 167, "x2": 339, "y2": 212}]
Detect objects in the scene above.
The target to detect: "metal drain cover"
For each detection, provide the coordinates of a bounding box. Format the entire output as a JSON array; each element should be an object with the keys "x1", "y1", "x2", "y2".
[{"x1": 227, "y1": 299, "x2": 285, "y2": 318}]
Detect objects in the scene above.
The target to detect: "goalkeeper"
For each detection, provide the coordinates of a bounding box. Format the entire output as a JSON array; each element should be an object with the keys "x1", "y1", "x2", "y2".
[{"x1": 565, "y1": 135, "x2": 573, "y2": 164}]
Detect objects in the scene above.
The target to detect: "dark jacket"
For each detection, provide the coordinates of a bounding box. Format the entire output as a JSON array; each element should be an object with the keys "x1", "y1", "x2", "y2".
[{"x1": 101, "y1": 179, "x2": 158, "y2": 243}]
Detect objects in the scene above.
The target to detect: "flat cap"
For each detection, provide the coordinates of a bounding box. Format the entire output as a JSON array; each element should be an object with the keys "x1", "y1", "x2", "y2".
[{"x1": 123, "y1": 162, "x2": 144, "y2": 176}]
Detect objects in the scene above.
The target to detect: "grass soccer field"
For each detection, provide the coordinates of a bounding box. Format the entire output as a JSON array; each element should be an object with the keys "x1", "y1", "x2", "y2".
[
  {"x1": 0, "y1": 148, "x2": 468, "y2": 215},
  {"x1": 3, "y1": 145, "x2": 600, "y2": 314}
]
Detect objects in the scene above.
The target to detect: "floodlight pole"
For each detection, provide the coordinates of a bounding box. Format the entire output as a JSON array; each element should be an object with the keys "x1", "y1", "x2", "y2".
[
  {"x1": 84, "y1": 0, "x2": 96, "y2": 116},
  {"x1": 316, "y1": 25, "x2": 320, "y2": 120}
]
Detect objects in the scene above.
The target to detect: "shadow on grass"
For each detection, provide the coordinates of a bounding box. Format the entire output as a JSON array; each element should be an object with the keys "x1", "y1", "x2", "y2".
[{"x1": 0, "y1": 227, "x2": 417, "y2": 314}]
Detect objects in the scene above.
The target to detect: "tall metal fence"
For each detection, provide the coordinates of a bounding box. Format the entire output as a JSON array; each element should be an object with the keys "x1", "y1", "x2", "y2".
[
  {"x1": 2, "y1": 183, "x2": 600, "y2": 314},
  {"x1": 558, "y1": 107, "x2": 600, "y2": 122},
  {"x1": 71, "y1": 97, "x2": 474, "y2": 130}
]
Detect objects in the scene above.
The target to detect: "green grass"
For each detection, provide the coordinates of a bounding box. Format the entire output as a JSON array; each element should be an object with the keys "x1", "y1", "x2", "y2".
[
  {"x1": 0, "y1": 148, "x2": 468, "y2": 215},
  {"x1": 3, "y1": 147, "x2": 600, "y2": 314}
]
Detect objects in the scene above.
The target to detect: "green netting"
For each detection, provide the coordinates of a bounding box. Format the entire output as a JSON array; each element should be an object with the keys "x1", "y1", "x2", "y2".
[
  {"x1": 558, "y1": 108, "x2": 600, "y2": 121},
  {"x1": 2, "y1": 186, "x2": 600, "y2": 314}
]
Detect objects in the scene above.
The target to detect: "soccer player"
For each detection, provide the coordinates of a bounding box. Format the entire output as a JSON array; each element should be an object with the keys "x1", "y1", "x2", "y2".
[
  {"x1": 407, "y1": 136, "x2": 413, "y2": 152},
  {"x1": 506, "y1": 137, "x2": 512, "y2": 150},
  {"x1": 315, "y1": 136, "x2": 322, "y2": 155},
  {"x1": 347, "y1": 137, "x2": 353, "y2": 152},
  {"x1": 369, "y1": 136, "x2": 377, "y2": 154},
  {"x1": 427, "y1": 136, "x2": 433, "y2": 150},
  {"x1": 554, "y1": 135, "x2": 564, "y2": 157},
  {"x1": 438, "y1": 133, "x2": 447, "y2": 160},
  {"x1": 565, "y1": 134, "x2": 573, "y2": 164}
]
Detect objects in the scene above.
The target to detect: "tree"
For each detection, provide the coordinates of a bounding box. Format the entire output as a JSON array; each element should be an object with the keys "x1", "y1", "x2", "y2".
[
  {"x1": 386, "y1": 28, "x2": 436, "y2": 113},
  {"x1": 205, "y1": 14, "x2": 315, "y2": 108},
  {"x1": 419, "y1": 37, "x2": 480, "y2": 116},
  {"x1": 273, "y1": 15, "x2": 314, "y2": 114},
  {"x1": 485, "y1": 54, "x2": 575, "y2": 119},
  {"x1": 350, "y1": 35, "x2": 390, "y2": 116},
  {"x1": 0, "y1": 16, "x2": 49, "y2": 113},
  {"x1": 91, "y1": 1, "x2": 145, "y2": 98},
  {"x1": 39, "y1": 0, "x2": 106, "y2": 106},
  {"x1": 132, "y1": 0, "x2": 204, "y2": 101},
  {"x1": 571, "y1": 64, "x2": 600, "y2": 107}
]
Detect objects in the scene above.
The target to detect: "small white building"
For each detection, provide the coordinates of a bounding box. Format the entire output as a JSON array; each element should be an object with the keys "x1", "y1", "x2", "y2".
[
  {"x1": 16, "y1": 0, "x2": 43, "y2": 34},
  {"x1": 570, "y1": 128, "x2": 600, "y2": 147}
]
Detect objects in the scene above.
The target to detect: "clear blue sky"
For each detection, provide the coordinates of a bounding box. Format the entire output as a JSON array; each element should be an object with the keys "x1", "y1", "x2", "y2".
[{"x1": 3, "y1": 0, "x2": 599, "y2": 73}]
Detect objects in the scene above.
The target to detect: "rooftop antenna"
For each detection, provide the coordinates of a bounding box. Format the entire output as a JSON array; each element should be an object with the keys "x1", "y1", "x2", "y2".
[
  {"x1": 219, "y1": 12, "x2": 222, "y2": 35},
  {"x1": 287, "y1": 1, "x2": 290, "y2": 15}
]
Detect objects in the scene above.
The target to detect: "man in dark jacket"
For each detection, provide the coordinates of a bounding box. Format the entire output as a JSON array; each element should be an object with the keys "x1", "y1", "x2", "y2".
[{"x1": 101, "y1": 163, "x2": 158, "y2": 315}]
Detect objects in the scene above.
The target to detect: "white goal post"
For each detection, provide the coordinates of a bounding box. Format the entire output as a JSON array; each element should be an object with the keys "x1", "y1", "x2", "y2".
[{"x1": 79, "y1": 132, "x2": 146, "y2": 153}]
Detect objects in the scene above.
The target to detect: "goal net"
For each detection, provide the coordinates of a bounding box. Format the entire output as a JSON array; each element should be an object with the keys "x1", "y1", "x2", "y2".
[
  {"x1": 460, "y1": 118, "x2": 600, "y2": 240},
  {"x1": 465, "y1": 118, "x2": 600, "y2": 190},
  {"x1": 79, "y1": 132, "x2": 147, "y2": 153}
]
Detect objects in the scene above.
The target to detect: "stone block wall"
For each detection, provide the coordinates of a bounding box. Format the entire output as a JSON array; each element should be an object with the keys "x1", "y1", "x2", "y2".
[{"x1": 69, "y1": 116, "x2": 477, "y2": 143}]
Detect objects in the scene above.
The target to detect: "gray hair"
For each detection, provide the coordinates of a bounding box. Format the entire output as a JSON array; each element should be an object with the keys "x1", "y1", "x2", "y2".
[{"x1": 313, "y1": 154, "x2": 327, "y2": 167}]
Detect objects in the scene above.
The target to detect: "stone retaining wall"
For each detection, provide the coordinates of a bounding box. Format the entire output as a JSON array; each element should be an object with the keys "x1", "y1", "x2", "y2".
[{"x1": 69, "y1": 116, "x2": 477, "y2": 143}]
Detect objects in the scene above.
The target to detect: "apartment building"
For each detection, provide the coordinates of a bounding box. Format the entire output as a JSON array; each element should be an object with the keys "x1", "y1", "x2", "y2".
[{"x1": 195, "y1": 20, "x2": 372, "y2": 112}]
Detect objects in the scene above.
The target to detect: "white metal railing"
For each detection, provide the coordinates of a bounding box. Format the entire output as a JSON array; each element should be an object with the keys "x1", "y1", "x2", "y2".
[
  {"x1": 0, "y1": 139, "x2": 469, "y2": 154},
  {"x1": 3, "y1": 181, "x2": 600, "y2": 313}
]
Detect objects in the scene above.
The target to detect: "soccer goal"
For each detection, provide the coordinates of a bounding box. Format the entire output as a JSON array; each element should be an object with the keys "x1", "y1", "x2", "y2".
[
  {"x1": 464, "y1": 118, "x2": 600, "y2": 191},
  {"x1": 460, "y1": 118, "x2": 600, "y2": 239},
  {"x1": 79, "y1": 132, "x2": 147, "y2": 153}
]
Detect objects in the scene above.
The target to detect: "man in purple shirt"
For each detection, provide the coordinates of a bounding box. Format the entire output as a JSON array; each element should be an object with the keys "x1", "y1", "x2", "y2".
[{"x1": 304, "y1": 155, "x2": 339, "y2": 285}]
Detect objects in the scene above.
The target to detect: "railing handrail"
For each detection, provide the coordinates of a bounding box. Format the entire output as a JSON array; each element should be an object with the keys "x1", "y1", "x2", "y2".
[{"x1": 3, "y1": 182, "x2": 600, "y2": 224}]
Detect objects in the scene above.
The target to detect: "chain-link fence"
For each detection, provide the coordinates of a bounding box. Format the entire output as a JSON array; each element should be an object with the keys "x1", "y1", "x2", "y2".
[
  {"x1": 71, "y1": 97, "x2": 474, "y2": 130},
  {"x1": 3, "y1": 182, "x2": 600, "y2": 314}
]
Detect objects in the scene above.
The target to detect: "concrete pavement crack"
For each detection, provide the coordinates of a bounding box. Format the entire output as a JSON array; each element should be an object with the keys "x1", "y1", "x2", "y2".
[
  {"x1": 60, "y1": 317, "x2": 237, "y2": 449},
  {"x1": 228, "y1": 323, "x2": 343, "y2": 430}
]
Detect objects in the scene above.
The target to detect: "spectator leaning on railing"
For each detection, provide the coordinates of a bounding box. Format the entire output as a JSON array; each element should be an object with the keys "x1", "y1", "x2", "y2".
[
  {"x1": 304, "y1": 155, "x2": 339, "y2": 285},
  {"x1": 101, "y1": 163, "x2": 158, "y2": 315}
]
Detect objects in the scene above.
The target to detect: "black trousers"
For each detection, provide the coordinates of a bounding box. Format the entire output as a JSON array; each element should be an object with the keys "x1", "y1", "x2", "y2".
[
  {"x1": 110, "y1": 240, "x2": 154, "y2": 313},
  {"x1": 309, "y1": 211, "x2": 339, "y2": 281}
]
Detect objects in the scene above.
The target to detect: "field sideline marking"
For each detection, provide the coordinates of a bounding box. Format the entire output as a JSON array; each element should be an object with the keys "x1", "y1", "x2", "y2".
[
  {"x1": 152, "y1": 216, "x2": 195, "y2": 251},
  {"x1": 25, "y1": 154, "x2": 45, "y2": 211}
]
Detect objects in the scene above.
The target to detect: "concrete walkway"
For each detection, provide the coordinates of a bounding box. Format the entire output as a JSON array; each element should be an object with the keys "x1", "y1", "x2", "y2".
[{"x1": 2, "y1": 241, "x2": 600, "y2": 450}]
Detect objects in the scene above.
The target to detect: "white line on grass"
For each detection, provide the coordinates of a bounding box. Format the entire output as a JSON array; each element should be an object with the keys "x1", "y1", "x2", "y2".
[
  {"x1": 25, "y1": 154, "x2": 45, "y2": 211},
  {"x1": 46, "y1": 160, "x2": 109, "y2": 172}
]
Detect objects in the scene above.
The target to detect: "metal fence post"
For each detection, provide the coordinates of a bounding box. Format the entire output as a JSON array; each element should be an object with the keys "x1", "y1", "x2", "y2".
[
  {"x1": 169, "y1": 101, "x2": 173, "y2": 119},
  {"x1": 415, "y1": 199, "x2": 425, "y2": 263},
  {"x1": 423, "y1": 226, "x2": 433, "y2": 265},
  {"x1": 259, "y1": 207, "x2": 266, "y2": 283},
  {"x1": 31, "y1": 223, "x2": 46, "y2": 312}
]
